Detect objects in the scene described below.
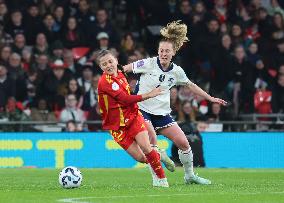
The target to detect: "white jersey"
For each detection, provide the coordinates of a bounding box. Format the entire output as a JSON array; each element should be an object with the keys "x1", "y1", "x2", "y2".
[{"x1": 132, "y1": 57, "x2": 192, "y2": 115}]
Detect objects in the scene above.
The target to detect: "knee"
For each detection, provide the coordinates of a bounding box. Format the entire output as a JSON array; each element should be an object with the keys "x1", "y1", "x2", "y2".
[
  {"x1": 178, "y1": 140, "x2": 190, "y2": 151},
  {"x1": 139, "y1": 144, "x2": 152, "y2": 155}
]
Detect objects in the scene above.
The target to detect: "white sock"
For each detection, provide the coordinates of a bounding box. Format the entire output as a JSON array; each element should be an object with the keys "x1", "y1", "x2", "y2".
[
  {"x1": 178, "y1": 148, "x2": 194, "y2": 178},
  {"x1": 148, "y1": 163, "x2": 157, "y2": 180}
]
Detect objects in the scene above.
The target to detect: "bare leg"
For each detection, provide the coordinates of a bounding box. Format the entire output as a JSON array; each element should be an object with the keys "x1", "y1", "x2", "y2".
[
  {"x1": 159, "y1": 123, "x2": 189, "y2": 151},
  {"x1": 145, "y1": 121, "x2": 157, "y2": 146},
  {"x1": 126, "y1": 140, "x2": 147, "y2": 163}
]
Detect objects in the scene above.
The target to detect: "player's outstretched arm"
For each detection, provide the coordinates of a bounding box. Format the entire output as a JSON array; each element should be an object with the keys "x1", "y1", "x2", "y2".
[
  {"x1": 114, "y1": 87, "x2": 162, "y2": 105},
  {"x1": 186, "y1": 82, "x2": 227, "y2": 106},
  {"x1": 141, "y1": 87, "x2": 162, "y2": 100}
]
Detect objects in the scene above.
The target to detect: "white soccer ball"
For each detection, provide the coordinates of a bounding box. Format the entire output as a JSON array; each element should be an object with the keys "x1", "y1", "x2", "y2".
[{"x1": 59, "y1": 166, "x2": 82, "y2": 189}]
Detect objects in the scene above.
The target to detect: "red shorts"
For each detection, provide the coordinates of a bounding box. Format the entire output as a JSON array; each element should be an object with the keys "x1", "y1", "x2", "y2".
[{"x1": 110, "y1": 115, "x2": 147, "y2": 150}]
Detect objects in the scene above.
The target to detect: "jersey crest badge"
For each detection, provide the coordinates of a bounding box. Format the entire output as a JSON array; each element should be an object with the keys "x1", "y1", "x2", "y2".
[
  {"x1": 112, "y1": 82, "x2": 119, "y2": 91},
  {"x1": 159, "y1": 74, "x2": 166, "y2": 82}
]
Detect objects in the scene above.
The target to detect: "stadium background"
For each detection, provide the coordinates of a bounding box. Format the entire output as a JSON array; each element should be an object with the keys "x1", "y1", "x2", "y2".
[{"x1": 0, "y1": 0, "x2": 283, "y2": 168}]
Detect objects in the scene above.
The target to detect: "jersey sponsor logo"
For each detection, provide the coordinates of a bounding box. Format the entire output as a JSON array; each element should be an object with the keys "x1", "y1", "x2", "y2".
[
  {"x1": 136, "y1": 60, "x2": 144, "y2": 68},
  {"x1": 112, "y1": 82, "x2": 119, "y2": 91}
]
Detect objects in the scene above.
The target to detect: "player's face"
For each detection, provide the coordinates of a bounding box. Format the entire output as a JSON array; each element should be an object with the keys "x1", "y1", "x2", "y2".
[
  {"x1": 99, "y1": 54, "x2": 118, "y2": 76},
  {"x1": 158, "y1": 42, "x2": 175, "y2": 68}
]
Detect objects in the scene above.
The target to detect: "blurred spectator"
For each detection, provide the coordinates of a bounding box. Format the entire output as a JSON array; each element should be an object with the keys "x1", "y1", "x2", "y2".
[
  {"x1": 33, "y1": 33, "x2": 49, "y2": 57},
  {"x1": 0, "y1": 97, "x2": 30, "y2": 131},
  {"x1": 59, "y1": 93, "x2": 86, "y2": 123},
  {"x1": 50, "y1": 40, "x2": 64, "y2": 60},
  {"x1": 269, "y1": 38, "x2": 284, "y2": 70},
  {"x1": 272, "y1": 73, "x2": 284, "y2": 113},
  {"x1": 75, "y1": 0, "x2": 96, "y2": 37},
  {"x1": 120, "y1": 32, "x2": 136, "y2": 55},
  {"x1": 229, "y1": 45, "x2": 254, "y2": 114},
  {"x1": 25, "y1": 3, "x2": 41, "y2": 45},
  {"x1": 40, "y1": 59, "x2": 72, "y2": 110},
  {"x1": 247, "y1": 42, "x2": 260, "y2": 65},
  {"x1": 174, "y1": 0, "x2": 192, "y2": 27},
  {"x1": 82, "y1": 73, "x2": 101, "y2": 111},
  {"x1": 7, "y1": 52, "x2": 24, "y2": 81},
  {"x1": 32, "y1": 53, "x2": 50, "y2": 83},
  {"x1": 178, "y1": 100, "x2": 197, "y2": 122},
  {"x1": 63, "y1": 49, "x2": 81, "y2": 76},
  {"x1": 271, "y1": 12, "x2": 284, "y2": 41},
  {"x1": 230, "y1": 23, "x2": 245, "y2": 47},
  {"x1": 86, "y1": 103, "x2": 101, "y2": 131},
  {"x1": 269, "y1": 0, "x2": 284, "y2": 17},
  {"x1": 77, "y1": 62, "x2": 93, "y2": 92},
  {"x1": 238, "y1": 6, "x2": 253, "y2": 30},
  {"x1": 257, "y1": 7, "x2": 273, "y2": 41},
  {"x1": 41, "y1": 13, "x2": 60, "y2": 44},
  {"x1": 252, "y1": 59, "x2": 273, "y2": 91},
  {"x1": 62, "y1": 16, "x2": 86, "y2": 49},
  {"x1": 5, "y1": 9, "x2": 26, "y2": 38},
  {"x1": 279, "y1": 64, "x2": 284, "y2": 75},
  {"x1": 30, "y1": 98, "x2": 57, "y2": 121},
  {"x1": 178, "y1": 85, "x2": 195, "y2": 102},
  {"x1": 22, "y1": 47, "x2": 33, "y2": 71},
  {"x1": 53, "y1": 5, "x2": 66, "y2": 32},
  {"x1": 210, "y1": 33, "x2": 232, "y2": 95},
  {"x1": 0, "y1": 24, "x2": 13, "y2": 46},
  {"x1": 95, "y1": 32, "x2": 110, "y2": 51},
  {"x1": 67, "y1": 78, "x2": 84, "y2": 108},
  {"x1": 206, "y1": 102, "x2": 227, "y2": 122},
  {"x1": 64, "y1": 119, "x2": 85, "y2": 132},
  {"x1": 89, "y1": 8, "x2": 119, "y2": 47},
  {"x1": 212, "y1": 0, "x2": 228, "y2": 24},
  {"x1": 197, "y1": 18, "x2": 220, "y2": 82},
  {"x1": 38, "y1": 0, "x2": 57, "y2": 16},
  {"x1": 11, "y1": 33, "x2": 27, "y2": 54},
  {"x1": 0, "y1": 2, "x2": 8, "y2": 25},
  {"x1": 170, "y1": 87, "x2": 180, "y2": 120},
  {"x1": 0, "y1": 45, "x2": 12, "y2": 65},
  {"x1": 19, "y1": 69, "x2": 39, "y2": 107},
  {"x1": 0, "y1": 63, "x2": 15, "y2": 109}
]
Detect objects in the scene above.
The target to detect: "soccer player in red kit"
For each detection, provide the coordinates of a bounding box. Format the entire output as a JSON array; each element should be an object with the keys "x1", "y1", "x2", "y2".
[{"x1": 97, "y1": 50, "x2": 169, "y2": 187}]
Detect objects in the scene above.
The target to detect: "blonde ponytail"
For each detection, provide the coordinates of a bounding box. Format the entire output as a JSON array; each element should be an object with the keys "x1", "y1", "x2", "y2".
[{"x1": 160, "y1": 20, "x2": 189, "y2": 52}]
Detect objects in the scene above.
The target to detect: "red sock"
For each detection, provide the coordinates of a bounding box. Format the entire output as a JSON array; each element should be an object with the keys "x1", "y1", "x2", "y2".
[{"x1": 145, "y1": 149, "x2": 165, "y2": 179}]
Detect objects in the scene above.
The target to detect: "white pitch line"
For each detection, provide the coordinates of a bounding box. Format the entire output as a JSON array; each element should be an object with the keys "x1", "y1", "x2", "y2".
[{"x1": 57, "y1": 191, "x2": 284, "y2": 203}]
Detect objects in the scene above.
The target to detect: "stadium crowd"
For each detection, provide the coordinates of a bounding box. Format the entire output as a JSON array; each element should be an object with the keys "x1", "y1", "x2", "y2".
[{"x1": 0, "y1": 0, "x2": 283, "y2": 131}]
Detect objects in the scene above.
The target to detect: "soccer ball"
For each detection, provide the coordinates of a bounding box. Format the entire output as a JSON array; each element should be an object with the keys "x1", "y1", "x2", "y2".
[{"x1": 59, "y1": 166, "x2": 82, "y2": 189}]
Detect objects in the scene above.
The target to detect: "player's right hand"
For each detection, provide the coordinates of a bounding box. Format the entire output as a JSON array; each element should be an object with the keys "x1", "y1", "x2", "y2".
[{"x1": 148, "y1": 87, "x2": 163, "y2": 98}]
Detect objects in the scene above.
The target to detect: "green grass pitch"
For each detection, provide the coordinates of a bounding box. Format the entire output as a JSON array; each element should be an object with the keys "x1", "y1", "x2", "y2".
[{"x1": 0, "y1": 168, "x2": 283, "y2": 203}]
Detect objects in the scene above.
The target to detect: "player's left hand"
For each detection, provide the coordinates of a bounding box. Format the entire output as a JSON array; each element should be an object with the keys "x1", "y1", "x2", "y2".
[{"x1": 209, "y1": 97, "x2": 227, "y2": 106}]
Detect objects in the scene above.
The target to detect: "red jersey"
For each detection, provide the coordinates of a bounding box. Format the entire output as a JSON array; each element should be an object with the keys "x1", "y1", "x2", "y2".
[{"x1": 98, "y1": 71, "x2": 143, "y2": 130}]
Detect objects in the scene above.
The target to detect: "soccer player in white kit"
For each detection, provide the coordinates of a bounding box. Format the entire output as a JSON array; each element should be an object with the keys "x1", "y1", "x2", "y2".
[{"x1": 123, "y1": 21, "x2": 227, "y2": 185}]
